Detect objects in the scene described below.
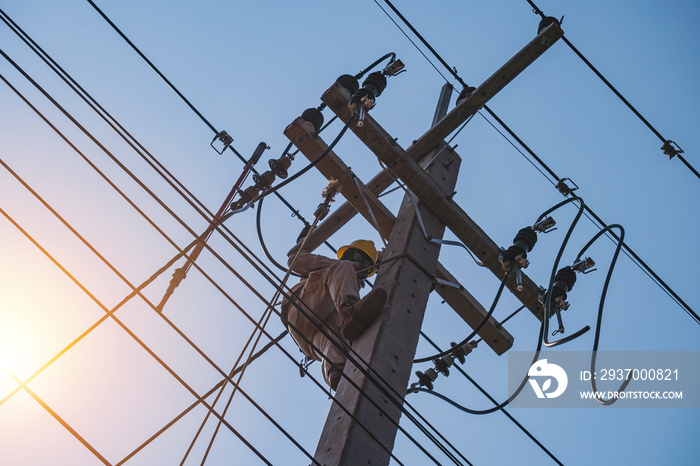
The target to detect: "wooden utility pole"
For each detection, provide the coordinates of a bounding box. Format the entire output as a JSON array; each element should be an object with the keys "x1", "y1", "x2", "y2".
[
  {"x1": 313, "y1": 128, "x2": 460, "y2": 465},
  {"x1": 296, "y1": 20, "x2": 563, "y2": 466}
]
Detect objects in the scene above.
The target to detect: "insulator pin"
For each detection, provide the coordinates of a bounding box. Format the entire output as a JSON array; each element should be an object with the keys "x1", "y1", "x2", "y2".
[
  {"x1": 414, "y1": 368, "x2": 438, "y2": 390},
  {"x1": 269, "y1": 156, "x2": 292, "y2": 179},
  {"x1": 252, "y1": 170, "x2": 276, "y2": 188}
]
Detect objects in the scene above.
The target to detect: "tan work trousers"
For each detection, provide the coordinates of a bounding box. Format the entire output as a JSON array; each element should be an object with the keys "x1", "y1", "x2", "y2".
[{"x1": 284, "y1": 255, "x2": 361, "y2": 387}]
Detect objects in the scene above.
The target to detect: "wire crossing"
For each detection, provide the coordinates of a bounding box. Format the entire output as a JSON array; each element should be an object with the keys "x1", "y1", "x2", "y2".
[
  {"x1": 2, "y1": 11, "x2": 473, "y2": 463},
  {"x1": 0, "y1": 3, "x2": 695, "y2": 465},
  {"x1": 373, "y1": 0, "x2": 698, "y2": 326}
]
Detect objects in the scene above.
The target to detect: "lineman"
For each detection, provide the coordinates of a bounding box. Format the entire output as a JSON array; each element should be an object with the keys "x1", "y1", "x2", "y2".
[{"x1": 281, "y1": 239, "x2": 387, "y2": 390}]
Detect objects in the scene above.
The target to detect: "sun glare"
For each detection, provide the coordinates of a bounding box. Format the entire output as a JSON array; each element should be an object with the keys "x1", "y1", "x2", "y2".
[{"x1": 0, "y1": 306, "x2": 49, "y2": 380}]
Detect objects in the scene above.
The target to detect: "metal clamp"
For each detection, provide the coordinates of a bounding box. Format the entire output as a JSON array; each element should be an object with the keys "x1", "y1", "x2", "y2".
[
  {"x1": 211, "y1": 130, "x2": 233, "y2": 154},
  {"x1": 555, "y1": 177, "x2": 579, "y2": 196},
  {"x1": 661, "y1": 140, "x2": 684, "y2": 160}
]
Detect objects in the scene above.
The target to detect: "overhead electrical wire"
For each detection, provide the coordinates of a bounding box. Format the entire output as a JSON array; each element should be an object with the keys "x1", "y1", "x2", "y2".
[
  {"x1": 2, "y1": 3, "x2": 592, "y2": 462},
  {"x1": 2, "y1": 6, "x2": 680, "y2": 466},
  {"x1": 31, "y1": 50, "x2": 454, "y2": 466},
  {"x1": 413, "y1": 269, "x2": 512, "y2": 363},
  {"x1": 524, "y1": 0, "x2": 699, "y2": 180},
  {"x1": 116, "y1": 380, "x2": 225, "y2": 465},
  {"x1": 0, "y1": 163, "x2": 316, "y2": 466},
  {"x1": 481, "y1": 105, "x2": 699, "y2": 325},
  {"x1": 117, "y1": 329, "x2": 287, "y2": 465},
  {"x1": 7, "y1": 1, "x2": 686, "y2": 462},
  {"x1": 409, "y1": 194, "x2": 586, "y2": 415},
  {"x1": 4, "y1": 368, "x2": 111, "y2": 465},
  {"x1": 576, "y1": 224, "x2": 633, "y2": 405},
  {"x1": 0, "y1": 158, "x2": 230, "y2": 381},
  {"x1": 540, "y1": 197, "x2": 590, "y2": 347},
  {"x1": 0, "y1": 65, "x2": 348, "y2": 464},
  {"x1": 0, "y1": 66, "x2": 288, "y2": 358},
  {"x1": 373, "y1": 0, "x2": 699, "y2": 326},
  {"x1": 0, "y1": 168, "x2": 405, "y2": 464},
  {"x1": 0, "y1": 8, "x2": 297, "y2": 300},
  {"x1": 50, "y1": 13, "x2": 474, "y2": 459},
  {"x1": 419, "y1": 332, "x2": 564, "y2": 466},
  {"x1": 0, "y1": 7, "x2": 490, "y2": 466},
  {"x1": 81, "y1": 1, "x2": 337, "y2": 254},
  {"x1": 189, "y1": 182, "x2": 346, "y2": 466},
  {"x1": 256, "y1": 196, "x2": 303, "y2": 276},
  {"x1": 0, "y1": 6, "x2": 349, "y2": 332},
  {"x1": 0, "y1": 68, "x2": 455, "y2": 466},
  {"x1": 0, "y1": 206, "x2": 274, "y2": 465}
]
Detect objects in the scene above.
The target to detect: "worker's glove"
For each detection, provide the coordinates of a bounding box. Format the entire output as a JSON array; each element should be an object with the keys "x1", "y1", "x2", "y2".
[{"x1": 313, "y1": 202, "x2": 330, "y2": 221}]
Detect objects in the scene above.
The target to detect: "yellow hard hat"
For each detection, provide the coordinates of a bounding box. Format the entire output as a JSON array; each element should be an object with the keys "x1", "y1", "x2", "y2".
[{"x1": 337, "y1": 239, "x2": 378, "y2": 276}]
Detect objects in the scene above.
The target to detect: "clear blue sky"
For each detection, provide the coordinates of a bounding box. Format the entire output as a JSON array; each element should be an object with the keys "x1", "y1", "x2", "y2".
[{"x1": 1, "y1": 1, "x2": 698, "y2": 465}]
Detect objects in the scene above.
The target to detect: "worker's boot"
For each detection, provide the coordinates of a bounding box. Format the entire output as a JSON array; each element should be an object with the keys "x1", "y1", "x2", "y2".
[
  {"x1": 339, "y1": 288, "x2": 387, "y2": 341},
  {"x1": 327, "y1": 366, "x2": 343, "y2": 391}
]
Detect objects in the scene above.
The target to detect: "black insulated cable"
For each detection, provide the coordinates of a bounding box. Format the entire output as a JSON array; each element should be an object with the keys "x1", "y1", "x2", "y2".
[
  {"x1": 256, "y1": 196, "x2": 303, "y2": 277},
  {"x1": 409, "y1": 196, "x2": 586, "y2": 413},
  {"x1": 371, "y1": 0, "x2": 698, "y2": 325},
  {"x1": 355, "y1": 52, "x2": 397, "y2": 79},
  {"x1": 540, "y1": 197, "x2": 589, "y2": 347},
  {"x1": 575, "y1": 224, "x2": 632, "y2": 405},
  {"x1": 413, "y1": 269, "x2": 512, "y2": 364},
  {"x1": 419, "y1": 332, "x2": 565, "y2": 466},
  {"x1": 410, "y1": 310, "x2": 545, "y2": 415},
  {"x1": 0, "y1": 64, "x2": 448, "y2": 463}
]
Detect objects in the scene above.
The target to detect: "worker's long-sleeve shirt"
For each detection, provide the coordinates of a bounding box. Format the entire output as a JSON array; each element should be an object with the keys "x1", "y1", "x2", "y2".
[{"x1": 281, "y1": 251, "x2": 362, "y2": 358}]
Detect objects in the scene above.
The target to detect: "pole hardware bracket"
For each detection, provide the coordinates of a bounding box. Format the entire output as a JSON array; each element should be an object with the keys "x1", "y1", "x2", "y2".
[
  {"x1": 211, "y1": 130, "x2": 233, "y2": 154},
  {"x1": 661, "y1": 140, "x2": 683, "y2": 160}
]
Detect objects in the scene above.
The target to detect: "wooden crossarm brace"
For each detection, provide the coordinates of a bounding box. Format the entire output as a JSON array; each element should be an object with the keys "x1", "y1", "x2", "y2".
[
  {"x1": 321, "y1": 88, "x2": 545, "y2": 320},
  {"x1": 285, "y1": 118, "x2": 514, "y2": 354}
]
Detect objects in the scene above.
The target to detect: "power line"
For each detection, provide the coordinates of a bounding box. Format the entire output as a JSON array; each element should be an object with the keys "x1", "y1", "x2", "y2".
[
  {"x1": 0, "y1": 57, "x2": 335, "y2": 461},
  {"x1": 4, "y1": 4, "x2": 490, "y2": 463},
  {"x1": 373, "y1": 0, "x2": 698, "y2": 326},
  {"x1": 523, "y1": 0, "x2": 699, "y2": 180},
  {"x1": 69, "y1": 6, "x2": 475, "y2": 461},
  {"x1": 5, "y1": 369, "x2": 111, "y2": 465},
  {"x1": 0, "y1": 205, "x2": 274, "y2": 465},
  {"x1": 82, "y1": 0, "x2": 332, "y2": 244},
  {"x1": 0, "y1": 67, "x2": 450, "y2": 465},
  {"x1": 0, "y1": 157, "x2": 323, "y2": 463},
  {"x1": 419, "y1": 331, "x2": 564, "y2": 465},
  {"x1": 0, "y1": 161, "x2": 385, "y2": 463}
]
